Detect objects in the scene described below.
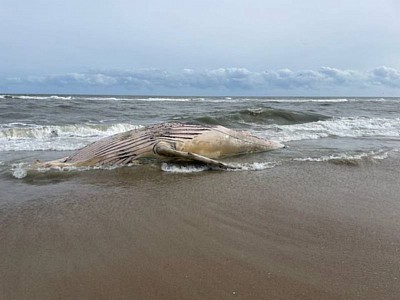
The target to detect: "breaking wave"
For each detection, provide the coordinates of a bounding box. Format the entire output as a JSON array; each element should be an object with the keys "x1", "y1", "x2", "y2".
[
  {"x1": 10, "y1": 161, "x2": 127, "y2": 179},
  {"x1": 1, "y1": 116, "x2": 399, "y2": 152},
  {"x1": 185, "y1": 108, "x2": 329, "y2": 127},
  {"x1": 293, "y1": 150, "x2": 390, "y2": 166},
  {"x1": 263, "y1": 116, "x2": 400, "y2": 142},
  {"x1": 258, "y1": 98, "x2": 349, "y2": 103},
  {"x1": 0, "y1": 123, "x2": 141, "y2": 151},
  {"x1": 160, "y1": 161, "x2": 279, "y2": 173},
  {"x1": 10, "y1": 159, "x2": 279, "y2": 179},
  {"x1": 3, "y1": 95, "x2": 398, "y2": 103},
  {"x1": 1, "y1": 95, "x2": 216, "y2": 102},
  {"x1": 2, "y1": 95, "x2": 74, "y2": 101}
]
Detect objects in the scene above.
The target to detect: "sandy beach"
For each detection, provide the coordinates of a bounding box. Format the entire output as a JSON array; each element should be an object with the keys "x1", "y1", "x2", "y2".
[{"x1": 1, "y1": 155, "x2": 400, "y2": 300}]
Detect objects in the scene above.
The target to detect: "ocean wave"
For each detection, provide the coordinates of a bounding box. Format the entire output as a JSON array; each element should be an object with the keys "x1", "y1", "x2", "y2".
[
  {"x1": 0, "y1": 94, "x2": 16, "y2": 99},
  {"x1": 293, "y1": 150, "x2": 390, "y2": 165},
  {"x1": 2, "y1": 116, "x2": 398, "y2": 152},
  {"x1": 185, "y1": 108, "x2": 329, "y2": 127},
  {"x1": 80, "y1": 96, "x2": 243, "y2": 103},
  {"x1": 0, "y1": 123, "x2": 140, "y2": 139},
  {"x1": 264, "y1": 117, "x2": 400, "y2": 142},
  {"x1": 11, "y1": 159, "x2": 278, "y2": 179},
  {"x1": 161, "y1": 162, "x2": 209, "y2": 173},
  {"x1": 2, "y1": 95, "x2": 199, "y2": 102},
  {"x1": 74, "y1": 96, "x2": 193, "y2": 102},
  {"x1": 161, "y1": 161, "x2": 279, "y2": 173},
  {"x1": 348, "y1": 97, "x2": 396, "y2": 103},
  {"x1": 135, "y1": 97, "x2": 194, "y2": 102},
  {"x1": 11, "y1": 163, "x2": 29, "y2": 179},
  {"x1": 3, "y1": 95, "x2": 399, "y2": 104},
  {"x1": 231, "y1": 161, "x2": 279, "y2": 171},
  {"x1": 259, "y1": 98, "x2": 349, "y2": 103},
  {"x1": 0, "y1": 123, "x2": 141, "y2": 151},
  {"x1": 10, "y1": 161, "x2": 126, "y2": 179},
  {"x1": 3, "y1": 95, "x2": 74, "y2": 101}
]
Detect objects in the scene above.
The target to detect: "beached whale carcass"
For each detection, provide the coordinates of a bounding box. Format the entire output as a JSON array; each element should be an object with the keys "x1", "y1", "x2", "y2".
[{"x1": 37, "y1": 122, "x2": 284, "y2": 169}]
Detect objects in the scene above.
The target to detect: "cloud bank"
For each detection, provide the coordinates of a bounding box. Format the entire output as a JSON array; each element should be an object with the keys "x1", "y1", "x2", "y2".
[{"x1": 2, "y1": 66, "x2": 400, "y2": 95}]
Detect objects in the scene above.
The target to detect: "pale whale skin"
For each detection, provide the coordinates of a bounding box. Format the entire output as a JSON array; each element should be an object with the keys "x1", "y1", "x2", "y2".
[{"x1": 37, "y1": 123, "x2": 284, "y2": 169}]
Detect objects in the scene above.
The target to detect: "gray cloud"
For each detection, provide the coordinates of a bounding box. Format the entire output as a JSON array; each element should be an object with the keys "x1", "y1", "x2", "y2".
[
  {"x1": 2, "y1": 66, "x2": 400, "y2": 94},
  {"x1": 369, "y1": 66, "x2": 400, "y2": 88}
]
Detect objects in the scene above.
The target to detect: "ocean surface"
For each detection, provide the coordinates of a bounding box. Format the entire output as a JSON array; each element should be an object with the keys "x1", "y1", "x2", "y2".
[{"x1": 0, "y1": 94, "x2": 399, "y2": 177}]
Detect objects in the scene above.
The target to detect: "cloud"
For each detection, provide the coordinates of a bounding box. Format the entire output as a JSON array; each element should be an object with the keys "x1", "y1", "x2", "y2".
[
  {"x1": 369, "y1": 66, "x2": 400, "y2": 88},
  {"x1": 1, "y1": 66, "x2": 400, "y2": 94}
]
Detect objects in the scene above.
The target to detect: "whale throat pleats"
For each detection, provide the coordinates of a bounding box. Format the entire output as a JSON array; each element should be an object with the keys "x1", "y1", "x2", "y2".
[{"x1": 64, "y1": 123, "x2": 212, "y2": 165}]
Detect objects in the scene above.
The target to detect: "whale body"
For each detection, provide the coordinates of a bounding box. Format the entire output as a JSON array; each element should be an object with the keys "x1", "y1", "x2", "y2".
[{"x1": 37, "y1": 122, "x2": 284, "y2": 169}]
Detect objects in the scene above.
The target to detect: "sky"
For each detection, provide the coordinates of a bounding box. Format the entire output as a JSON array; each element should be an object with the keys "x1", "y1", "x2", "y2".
[{"x1": 1, "y1": 0, "x2": 400, "y2": 96}]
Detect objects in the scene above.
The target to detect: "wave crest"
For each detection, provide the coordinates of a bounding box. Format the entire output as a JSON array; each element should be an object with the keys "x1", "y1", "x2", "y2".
[
  {"x1": 186, "y1": 108, "x2": 329, "y2": 127},
  {"x1": 0, "y1": 123, "x2": 141, "y2": 151},
  {"x1": 264, "y1": 117, "x2": 400, "y2": 142}
]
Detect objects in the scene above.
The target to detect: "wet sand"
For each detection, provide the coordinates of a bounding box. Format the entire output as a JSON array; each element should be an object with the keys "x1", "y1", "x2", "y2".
[{"x1": 1, "y1": 158, "x2": 400, "y2": 300}]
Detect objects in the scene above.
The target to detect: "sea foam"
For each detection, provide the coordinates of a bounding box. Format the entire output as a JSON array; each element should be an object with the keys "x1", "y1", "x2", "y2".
[
  {"x1": 294, "y1": 150, "x2": 390, "y2": 163},
  {"x1": 264, "y1": 117, "x2": 400, "y2": 142},
  {"x1": 161, "y1": 161, "x2": 279, "y2": 173},
  {"x1": 0, "y1": 123, "x2": 141, "y2": 151}
]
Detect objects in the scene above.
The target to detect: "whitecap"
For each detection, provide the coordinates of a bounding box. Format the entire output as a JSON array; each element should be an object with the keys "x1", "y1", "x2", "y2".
[
  {"x1": 13, "y1": 95, "x2": 73, "y2": 101},
  {"x1": 258, "y1": 98, "x2": 348, "y2": 103},
  {"x1": 161, "y1": 162, "x2": 209, "y2": 173},
  {"x1": 161, "y1": 161, "x2": 279, "y2": 173},
  {"x1": 293, "y1": 150, "x2": 390, "y2": 163},
  {"x1": 11, "y1": 161, "x2": 128, "y2": 179},
  {"x1": 263, "y1": 117, "x2": 400, "y2": 143},
  {"x1": 11, "y1": 163, "x2": 28, "y2": 179},
  {"x1": 230, "y1": 161, "x2": 279, "y2": 171},
  {"x1": 135, "y1": 97, "x2": 192, "y2": 102},
  {"x1": 0, "y1": 123, "x2": 142, "y2": 151}
]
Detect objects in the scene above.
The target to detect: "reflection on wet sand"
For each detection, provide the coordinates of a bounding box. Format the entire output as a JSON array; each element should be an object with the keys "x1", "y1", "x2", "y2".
[{"x1": 1, "y1": 158, "x2": 400, "y2": 299}]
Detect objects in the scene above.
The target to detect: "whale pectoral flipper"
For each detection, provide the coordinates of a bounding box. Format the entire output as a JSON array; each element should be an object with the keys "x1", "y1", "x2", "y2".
[{"x1": 154, "y1": 143, "x2": 237, "y2": 169}]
